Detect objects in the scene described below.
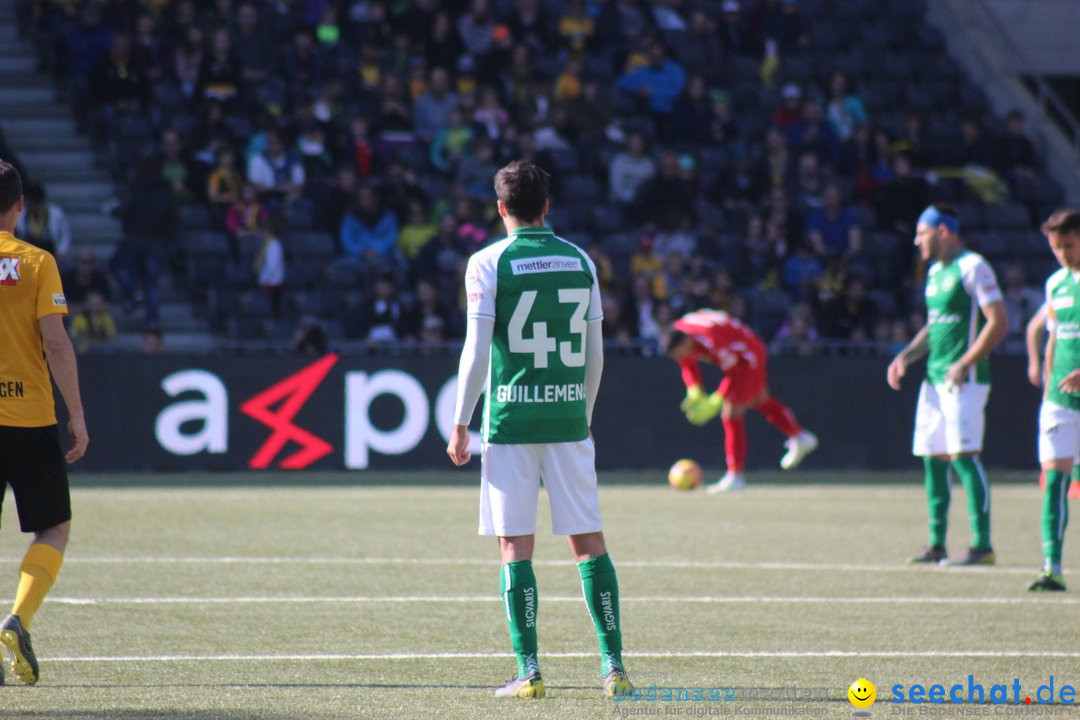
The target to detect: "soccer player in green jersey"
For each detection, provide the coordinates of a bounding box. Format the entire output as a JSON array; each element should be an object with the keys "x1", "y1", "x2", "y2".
[
  {"x1": 888, "y1": 205, "x2": 1008, "y2": 566},
  {"x1": 1029, "y1": 209, "x2": 1080, "y2": 591},
  {"x1": 447, "y1": 161, "x2": 632, "y2": 699}
]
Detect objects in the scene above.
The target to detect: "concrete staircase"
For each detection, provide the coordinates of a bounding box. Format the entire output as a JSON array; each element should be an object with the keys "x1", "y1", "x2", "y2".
[{"x1": 0, "y1": 0, "x2": 214, "y2": 345}]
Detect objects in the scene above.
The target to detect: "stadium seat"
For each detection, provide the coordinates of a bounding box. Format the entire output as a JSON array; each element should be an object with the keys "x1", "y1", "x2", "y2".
[
  {"x1": 749, "y1": 290, "x2": 791, "y2": 341},
  {"x1": 591, "y1": 205, "x2": 623, "y2": 234},
  {"x1": 984, "y1": 203, "x2": 1030, "y2": 230},
  {"x1": 956, "y1": 203, "x2": 987, "y2": 231},
  {"x1": 179, "y1": 203, "x2": 213, "y2": 229},
  {"x1": 284, "y1": 232, "x2": 337, "y2": 260}
]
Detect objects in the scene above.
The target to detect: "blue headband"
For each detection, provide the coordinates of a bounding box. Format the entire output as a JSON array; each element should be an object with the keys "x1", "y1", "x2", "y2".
[{"x1": 918, "y1": 206, "x2": 960, "y2": 234}]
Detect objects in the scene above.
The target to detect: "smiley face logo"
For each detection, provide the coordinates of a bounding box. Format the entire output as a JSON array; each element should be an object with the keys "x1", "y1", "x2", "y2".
[{"x1": 848, "y1": 678, "x2": 876, "y2": 709}]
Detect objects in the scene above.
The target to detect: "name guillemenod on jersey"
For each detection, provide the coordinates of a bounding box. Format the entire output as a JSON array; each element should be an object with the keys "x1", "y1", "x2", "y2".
[{"x1": 494, "y1": 383, "x2": 587, "y2": 403}]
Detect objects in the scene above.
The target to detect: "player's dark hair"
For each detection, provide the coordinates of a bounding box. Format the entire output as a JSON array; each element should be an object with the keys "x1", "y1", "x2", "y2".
[
  {"x1": 933, "y1": 202, "x2": 958, "y2": 219},
  {"x1": 665, "y1": 329, "x2": 689, "y2": 355},
  {"x1": 494, "y1": 160, "x2": 550, "y2": 223},
  {"x1": 1041, "y1": 208, "x2": 1080, "y2": 237},
  {"x1": 0, "y1": 160, "x2": 23, "y2": 215}
]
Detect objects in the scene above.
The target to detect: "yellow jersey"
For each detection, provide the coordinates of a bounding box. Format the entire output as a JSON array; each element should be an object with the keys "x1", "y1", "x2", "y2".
[{"x1": 0, "y1": 231, "x2": 68, "y2": 427}]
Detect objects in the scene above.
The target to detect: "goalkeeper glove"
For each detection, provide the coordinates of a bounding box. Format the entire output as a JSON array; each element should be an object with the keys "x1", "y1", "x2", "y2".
[{"x1": 680, "y1": 387, "x2": 724, "y2": 425}]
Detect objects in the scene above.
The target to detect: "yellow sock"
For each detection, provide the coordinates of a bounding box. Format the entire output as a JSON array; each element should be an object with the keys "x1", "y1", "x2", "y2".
[{"x1": 12, "y1": 544, "x2": 64, "y2": 628}]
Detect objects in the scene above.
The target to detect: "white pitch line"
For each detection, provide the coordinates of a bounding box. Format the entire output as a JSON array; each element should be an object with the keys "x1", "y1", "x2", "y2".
[
  {"x1": 0, "y1": 556, "x2": 1058, "y2": 576},
  {"x1": 46, "y1": 595, "x2": 1080, "y2": 606},
  {"x1": 44, "y1": 650, "x2": 1080, "y2": 663}
]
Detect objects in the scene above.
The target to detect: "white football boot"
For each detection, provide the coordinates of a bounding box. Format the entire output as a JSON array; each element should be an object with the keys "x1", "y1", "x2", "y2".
[
  {"x1": 706, "y1": 472, "x2": 745, "y2": 494},
  {"x1": 780, "y1": 430, "x2": 818, "y2": 470}
]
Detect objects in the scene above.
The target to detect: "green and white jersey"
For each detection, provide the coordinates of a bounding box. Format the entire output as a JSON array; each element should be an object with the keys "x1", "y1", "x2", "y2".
[
  {"x1": 465, "y1": 226, "x2": 603, "y2": 444},
  {"x1": 1045, "y1": 267, "x2": 1080, "y2": 410},
  {"x1": 925, "y1": 249, "x2": 1002, "y2": 385}
]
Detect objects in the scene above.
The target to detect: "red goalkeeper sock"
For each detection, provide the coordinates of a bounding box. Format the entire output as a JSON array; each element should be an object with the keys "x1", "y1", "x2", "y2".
[
  {"x1": 758, "y1": 397, "x2": 801, "y2": 437},
  {"x1": 723, "y1": 417, "x2": 747, "y2": 474}
]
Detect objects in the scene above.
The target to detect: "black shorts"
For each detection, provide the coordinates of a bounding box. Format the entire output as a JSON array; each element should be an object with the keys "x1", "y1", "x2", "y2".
[{"x1": 0, "y1": 425, "x2": 71, "y2": 533}]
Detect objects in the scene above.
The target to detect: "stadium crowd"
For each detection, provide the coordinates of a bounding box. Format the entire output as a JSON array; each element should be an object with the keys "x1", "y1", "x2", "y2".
[{"x1": 12, "y1": 0, "x2": 1066, "y2": 352}]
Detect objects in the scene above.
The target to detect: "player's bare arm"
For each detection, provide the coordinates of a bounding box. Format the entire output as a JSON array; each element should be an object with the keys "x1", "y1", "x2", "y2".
[
  {"x1": 945, "y1": 300, "x2": 1008, "y2": 388},
  {"x1": 39, "y1": 314, "x2": 87, "y2": 463},
  {"x1": 888, "y1": 325, "x2": 929, "y2": 390},
  {"x1": 1026, "y1": 304, "x2": 1048, "y2": 388}
]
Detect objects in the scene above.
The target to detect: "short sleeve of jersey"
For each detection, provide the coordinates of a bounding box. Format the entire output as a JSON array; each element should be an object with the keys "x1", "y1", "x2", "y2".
[
  {"x1": 36, "y1": 252, "x2": 68, "y2": 318},
  {"x1": 961, "y1": 256, "x2": 1003, "y2": 308},
  {"x1": 583, "y1": 253, "x2": 603, "y2": 323},
  {"x1": 464, "y1": 253, "x2": 496, "y2": 319},
  {"x1": 1046, "y1": 273, "x2": 1061, "y2": 331}
]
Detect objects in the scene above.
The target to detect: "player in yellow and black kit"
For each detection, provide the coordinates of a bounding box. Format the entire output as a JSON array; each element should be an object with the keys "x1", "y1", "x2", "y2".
[{"x1": 0, "y1": 160, "x2": 88, "y2": 686}]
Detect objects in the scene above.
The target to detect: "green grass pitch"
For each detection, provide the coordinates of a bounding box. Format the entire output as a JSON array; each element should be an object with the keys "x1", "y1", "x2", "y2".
[{"x1": 0, "y1": 470, "x2": 1077, "y2": 720}]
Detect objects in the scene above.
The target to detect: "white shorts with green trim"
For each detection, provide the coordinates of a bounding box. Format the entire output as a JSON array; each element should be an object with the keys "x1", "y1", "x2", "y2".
[
  {"x1": 1038, "y1": 400, "x2": 1080, "y2": 464},
  {"x1": 913, "y1": 381, "x2": 989, "y2": 457},
  {"x1": 479, "y1": 438, "x2": 602, "y2": 536}
]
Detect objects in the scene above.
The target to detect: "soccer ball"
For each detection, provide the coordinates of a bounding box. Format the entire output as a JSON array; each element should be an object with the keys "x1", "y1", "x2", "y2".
[{"x1": 668, "y1": 459, "x2": 703, "y2": 491}]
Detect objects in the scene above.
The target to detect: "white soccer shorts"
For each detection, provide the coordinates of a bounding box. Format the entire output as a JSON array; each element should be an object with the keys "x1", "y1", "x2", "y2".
[
  {"x1": 912, "y1": 381, "x2": 990, "y2": 457},
  {"x1": 1038, "y1": 400, "x2": 1080, "y2": 463},
  {"x1": 478, "y1": 438, "x2": 602, "y2": 536}
]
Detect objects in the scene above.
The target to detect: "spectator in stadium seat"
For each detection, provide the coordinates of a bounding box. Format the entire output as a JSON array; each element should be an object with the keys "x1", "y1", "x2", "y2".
[
  {"x1": 171, "y1": 25, "x2": 205, "y2": 101},
  {"x1": 359, "y1": 272, "x2": 407, "y2": 342},
  {"x1": 818, "y1": 274, "x2": 877, "y2": 341},
  {"x1": 624, "y1": 273, "x2": 661, "y2": 342},
  {"x1": 111, "y1": 155, "x2": 175, "y2": 331},
  {"x1": 65, "y1": 3, "x2": 114, "y2": 116},
  {"x1": 677, "y1": 10, "x2": 725, "y2": 85},
  {"x1": 997, "y1": 110, "x2": 1039, "y2": 178},
  {"x1": 206, "y1": 146, "x2": 243, "y2": 225},
  {"x1": 253, "y1": 216, "x2": 285, "y2": 317},
  {"x1": 766, "y1": 185, "x2": 802, "y2": 251},
  {"x1": 1001, "y1": 264, "x2": 1042, "y2": 340},
  {"x1": 456, "y1": 0, "x2": 496, "y2": 60},
  {"x1": 225, "y1": 185, "x2": 269, "y2": 255},
  {"x1": 62, "y1": 248, "x2": 112, "y2": 313},
  {"x1": 806, "y1": 183, "x2": 862, "y2": 260},
  {"x1": 430, "y1": 108, "x2": 475, "y2": 174},
  {"x1": 15, "y1": 182, "x2": 72, "y2": 266},
  {"x1": 762, "y1": 126, "x2": 791, "y2": 188},
  {"x1": 876, "y1": 152, "x2": 930, "y2": 238},
  {"x1": 667, "y1": 74, "x2": 714, "y2": 145},
  {"x1": 89, "y1": 33, "x2": 149, "y2": 132},
  {"x1": 897, "y1": 110, "x2": 932, "y2": 169},
  {"x1": 823, "y1": 71, "x2": 867, "y2": 142},
  {"x1": 473, "y1": 86, "x2": 510, "y2": 142},
  {"x1": 397, "y1": 201, "x2": 438, "y2": 263},
  {"x1": 717, "y1": 0, "x2": 751, "y2": 56},
  {"x1": 608, "y1": 131, "x2": 656, "y2": 206},
  {"x1": 291, "y1": 315, "x2": 329, "y2": 356},
  {"x1": 159, "y1": 128, "x2": 193, "y2": 204},
  {"x1": 424, "y1": 10, "x2": 465, "y2": 73},
  {"x1": 956, "y1": 117, "x2": 994, "y2": 168},
  {"x1": 786, "y1": 99, "x2": 838, "y2": 168},
  {"x1": 339, "y1": 184, "x2": 401, "y2": 271},
  {"x1": 232, "y1": 2, "x2": 276, "y2": 91},
  {"x1": 405, "y1": 277, "x2": 461, "y2": 341},
  {"x1": 718, "y1": 144, "x2": 766, "y2": 216},
  {"x1": 630, "y1": 152, "x2": 696, "y2": 231},
  {"x1": 281, "y1": 29, "x2": 325, "y2": 101},
  {"x1": 838, "y1": 124, "x2": 886, "y2": 205},
  {"x1": 199, "y1": 28, "x2": 241, "y2": 107},
  {"x1": 69, "y1": 291, "x2": 117, "y2": 355},
  {"x1": 383, "y1": 159, "x2": 429, "y2": 222},
  {"x1": 595, "y1": 0, "x2": 654, "y2": 50},
  {"x1": 773, "y1": 303, "x2": 819, "y2": 355},
  {"x1": 456, "y1": 137, "x2": 501, "y2": 200},
  {"x1": 558, "y1": 0, "x2": 596, "y2": 55},
  {"x1": 772, "y1": 84, "x2": 803, "y2": 132},
  {"x1": 615, "y1": 37, "x2": 687, "y2": 117},
  {"x1": 781, "y1": 240, "x2": 824, "y2": 301},
  {"x1": 411, "y1": 212, "x2": 465, "y2": 289},
  {"x1": 247, "y1": 130, "x2": 306, "y2": 213},
  {"x1": 413, "y1": 66, "x2": 460, "y2": 144},
  {"x1": 788, "y1": 151, "x2": 825, "y2": 214}
]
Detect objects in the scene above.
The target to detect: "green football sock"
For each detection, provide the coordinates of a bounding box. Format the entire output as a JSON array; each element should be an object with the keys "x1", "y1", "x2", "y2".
[
  {"x1": 950, "y1": 456, "x2": 992, "y2": 550},
  {"x1": 924, "y1": 457, "x2": 951, "y2": 548},
  {"x1": 1042, "y1": 470, "x2": 1071, "y2": 567},
  {"x1": 578, "y1": 553, "x2": 623, "y2": 675},
  {"x1": 500, "y1": 560, "x2": 539, "y2": 678}
]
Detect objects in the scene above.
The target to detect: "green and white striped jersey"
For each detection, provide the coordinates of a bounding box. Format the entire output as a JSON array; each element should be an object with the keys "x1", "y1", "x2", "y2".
[
  {"x1": 925, "y1": 249, "x2": 1002, "y2": 385},
  {"x1": 1045, "y1": 267, "x2": 1080, "y2": 410},
  {"x1": 464, "y1": 226, "x2": 603, "y2": 443}
]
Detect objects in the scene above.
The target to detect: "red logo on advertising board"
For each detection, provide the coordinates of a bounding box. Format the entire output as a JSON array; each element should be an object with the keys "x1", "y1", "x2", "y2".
[{"x1": 240, "y1": 353, "x2": 338, "y2": 469}]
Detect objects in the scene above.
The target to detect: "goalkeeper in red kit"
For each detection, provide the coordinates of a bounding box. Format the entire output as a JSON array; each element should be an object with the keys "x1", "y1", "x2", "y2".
[{"x1": 666, "y1": 309, "x2": 818, "y2": 492}]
